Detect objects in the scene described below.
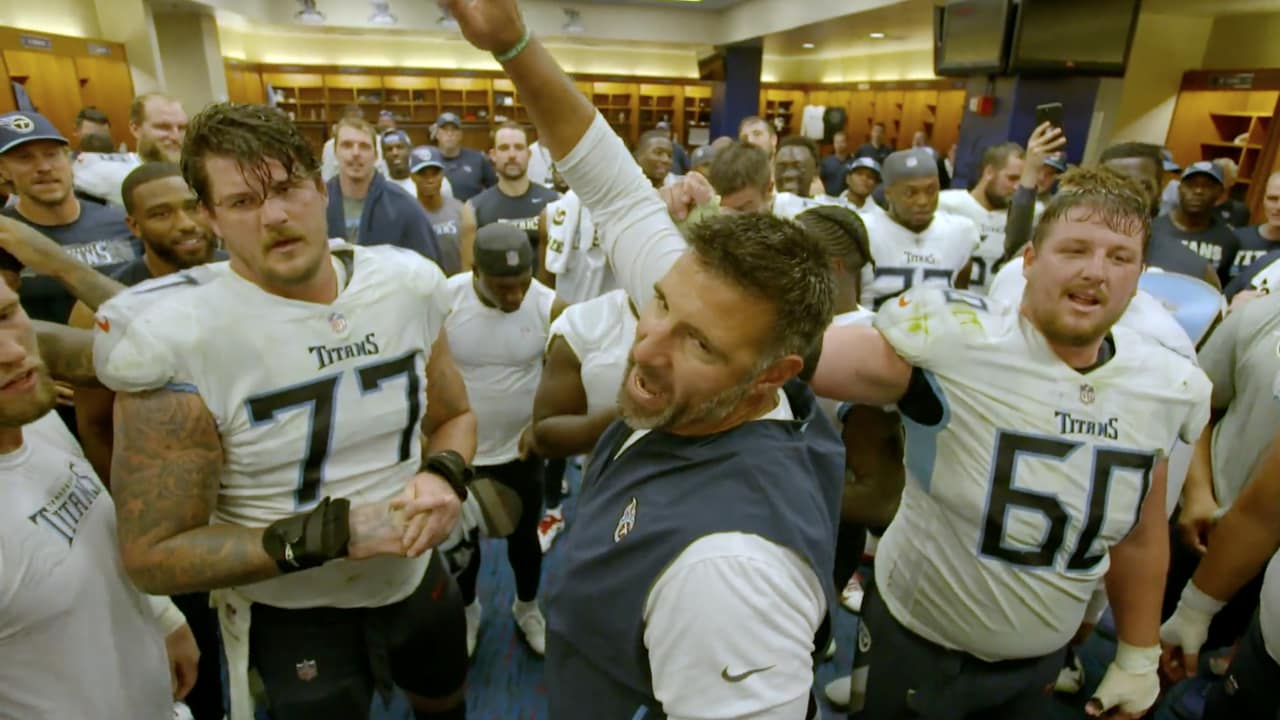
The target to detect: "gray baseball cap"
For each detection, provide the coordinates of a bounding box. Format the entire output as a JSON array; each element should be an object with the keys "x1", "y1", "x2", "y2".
[
  {"x1": 881, "y1": 149, "x2": 938, "y2": 186},
  {"x1": 474, "y1": 223, "x2": 533, "y2": 276}
]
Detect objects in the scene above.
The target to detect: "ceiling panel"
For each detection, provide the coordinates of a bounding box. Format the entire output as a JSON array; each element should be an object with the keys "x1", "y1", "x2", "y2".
[{"x1": 762, "y1": 0, "x2": 934, "y2": 57}]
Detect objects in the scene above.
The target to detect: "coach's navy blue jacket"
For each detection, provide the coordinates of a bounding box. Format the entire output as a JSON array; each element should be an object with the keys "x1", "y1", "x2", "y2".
[
  {"x1": 544, "y1": 380, "x2": 842, "y2": 719},
  {"x1": 325, "y1": 172, "x2": 442, "y2": 262}
]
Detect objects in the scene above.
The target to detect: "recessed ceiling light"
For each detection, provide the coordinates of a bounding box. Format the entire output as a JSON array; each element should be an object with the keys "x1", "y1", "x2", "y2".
[
  {"x1": 802, "y1": 42, "x2": 815, "y2": 49},
  {"x1": 869, "y1": 32, "x2": 886, "y2": 39}
]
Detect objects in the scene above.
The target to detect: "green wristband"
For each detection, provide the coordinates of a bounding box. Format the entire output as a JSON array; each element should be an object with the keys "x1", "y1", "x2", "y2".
[{"x1": 494, "y1": 29, "x2": 531, "y2": 63}]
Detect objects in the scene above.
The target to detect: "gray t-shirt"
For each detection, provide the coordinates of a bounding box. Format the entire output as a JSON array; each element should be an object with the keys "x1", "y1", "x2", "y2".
[
  {"x1": 2, "y1": 202, "x2": 138, "y2": 323},
  {"x1": 1197, "y1": 291, "x2": 1280, "y2": 506},
  {"x1": 423, "y1": 198, "x2": 465, "y2": 276},
  {"x1": 342, "y1": 195, "x2": 365, "y2": 244}
]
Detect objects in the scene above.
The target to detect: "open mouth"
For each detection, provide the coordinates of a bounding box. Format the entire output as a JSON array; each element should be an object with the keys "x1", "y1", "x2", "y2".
[
  {"x1": 1, "y1": 369, "x2": 36, "y2": 393},
  {"x1": 269, "y1": 237, "x2": 304, "y2": 253},
  {"x1": 1067, "y1": 291, "x2": 1102, "y2": 310},
  {"x1": 629, "y1": 367, "x2": 665, "y2": 403}
]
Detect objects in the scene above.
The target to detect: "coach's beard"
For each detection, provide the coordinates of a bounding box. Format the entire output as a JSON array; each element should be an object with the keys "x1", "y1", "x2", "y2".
[{"x1": 617, "y1": 358, "x2": 757, "y2": 433}]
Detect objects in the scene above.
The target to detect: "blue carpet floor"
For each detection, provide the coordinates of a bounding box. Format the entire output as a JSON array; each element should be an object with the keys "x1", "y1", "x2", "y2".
[{"x1": 365, "y1": 460, "x2": 1213, "y2": 719}]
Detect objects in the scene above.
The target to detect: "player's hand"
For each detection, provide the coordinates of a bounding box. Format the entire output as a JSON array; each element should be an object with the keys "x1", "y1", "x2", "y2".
[
  {"x1": 1024, "y1": 122, "x2": 1066, "y2": 173},
  {"x1": 391, "y1": 471, "x2": 462, "y2": 558},
  {"x1": 346, "y1": 499, "x2": 410, "y2": 560},
  {"x1": 164, "y1": 622, "x2": 200, "y2": 700},
  {"x1": 659, "y1": 172, "x2": 714, "y2": 221},
  {"x1": 1086, "y1": 643, "x2": 1160, "y2": 718},
  {"x1": 1159, "y1": 601, "x2": 1213, "y2": 682},
  {"x1": 438, "y1": 0, "x2": 526, "y2": 55},
  {"x1": 1176, "y1": 493, "x2": 1218, "y2": 556}
]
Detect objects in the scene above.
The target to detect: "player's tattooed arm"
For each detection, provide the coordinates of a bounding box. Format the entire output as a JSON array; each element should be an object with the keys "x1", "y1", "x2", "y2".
[
  {"x1": 0, "y1": 215, "x2": 125, "y2": 310},
  {"x1": 113, "y1": 388, "x2": 280, "y2": 595},
  {"x1": 422, "y1": 329, "x2": 477, "y2": 463},
  {"x1": 34, "y1": 321, "x2": 101, "y2": 387}
]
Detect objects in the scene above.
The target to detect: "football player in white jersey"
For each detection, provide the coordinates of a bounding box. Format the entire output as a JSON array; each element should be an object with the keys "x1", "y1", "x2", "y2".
[
  {"x1": 937, "y1": 141, "x2": 1025, "y2": 294},
  {"x1": 812, "y1": 167, "x2": 1212, "y2": 718},
  {"x1": 93, "y1": 103, "x2": 478, "y2": 720},
  {"x1": 861, "y1": 148, "x2": 980, "y2": 309},
  {"x1": 771, "y1": 135, "x2": 838, "y2": 219},
  {"x1": 444, "y1": 222, "x2": 566, "y2": 657},
  {"x1": 838, "y1": 156, "x2": 886, "y2": 221},
  {"x1": 531, "y1": 287, "x2": 635, "y2": 551}
]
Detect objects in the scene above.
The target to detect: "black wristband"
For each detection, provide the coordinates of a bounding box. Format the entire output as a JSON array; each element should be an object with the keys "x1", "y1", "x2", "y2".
[
  {"x1": 262, "y1": 496, "x2": 351, "y2": 573},
  {"x1": 421, "y1": 450, "x2": 472, "y2": 501}
]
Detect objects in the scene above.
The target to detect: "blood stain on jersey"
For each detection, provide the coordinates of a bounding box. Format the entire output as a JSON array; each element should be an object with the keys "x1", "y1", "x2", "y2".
[{"x1": 614, "y1": 496, "x2": 637, "y2": 543}]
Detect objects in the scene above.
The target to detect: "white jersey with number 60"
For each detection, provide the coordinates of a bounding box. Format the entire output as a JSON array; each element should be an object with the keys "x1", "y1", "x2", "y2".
[
  {"x1": 93, "y1": 243, "x2": 449, "y2": 610},
  {"x1": 872, "y1": 286, "x2": 1211, "y2": 660}
]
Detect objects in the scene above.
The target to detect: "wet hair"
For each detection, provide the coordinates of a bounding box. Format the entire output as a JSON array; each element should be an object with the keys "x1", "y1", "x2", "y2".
[
  {"x1": 121, "y1": 161, "x2": 182, "y2": 216},
  {"x1": 708, "y1": 141, "x2": 771, "y2": 197},
  {"x1": 1031, "y1": 166, "x2": 1151, "y2": 253},
  {"x1": 684, "y1": 213, "x2": 835, "y2": 363},
  {"x1": 181, "y1": 102, "x2": 319, "y2": 207}
]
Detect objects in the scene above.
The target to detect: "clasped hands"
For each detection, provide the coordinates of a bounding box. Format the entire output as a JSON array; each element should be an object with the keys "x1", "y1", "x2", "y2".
[{"x1": 347, "y1": 471, "x2": 462, "y2": 560}]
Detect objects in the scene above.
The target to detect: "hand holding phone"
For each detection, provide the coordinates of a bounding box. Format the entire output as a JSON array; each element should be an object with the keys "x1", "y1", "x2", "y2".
[{"x1": 1035, "y1": 102, "x2": 1064, "y2": 131}]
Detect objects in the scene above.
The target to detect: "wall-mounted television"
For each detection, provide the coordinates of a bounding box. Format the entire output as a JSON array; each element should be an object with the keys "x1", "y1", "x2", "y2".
[
  {"x1": 1006, "y1": 0, "x2": 1143, "y2": 76},
  {"x1": 934, "y1": 0, "x2": 1014, "y2": 77}
]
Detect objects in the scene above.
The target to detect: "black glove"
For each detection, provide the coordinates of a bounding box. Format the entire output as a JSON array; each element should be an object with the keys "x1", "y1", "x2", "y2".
[{"x1": 262, "y1": 496, "x2": 351, "y2": 573}]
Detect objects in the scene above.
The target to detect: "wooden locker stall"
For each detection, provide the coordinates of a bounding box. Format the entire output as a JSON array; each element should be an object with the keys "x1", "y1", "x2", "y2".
[
  {"x1": 2, "y1": 50, "x2": 82, "y2": 139},
  {"x1": 931, "y1": 89, "x2": 967, "y2": 156},
  {"x1": 74, "y1": 54, "x2": 134, "y2": 146},
  {"x1": 844, "y1": 90, "x2": 876, "y2": 148},
  {"x1": 1, "y1": 27, "x2": 133, "y2": 144},
  {"x1": 899, "y1": 89, "x2": 939, "y2": 150},
  {"x1": 224, "y1": 64, "x2": 266, "y2": 106}
]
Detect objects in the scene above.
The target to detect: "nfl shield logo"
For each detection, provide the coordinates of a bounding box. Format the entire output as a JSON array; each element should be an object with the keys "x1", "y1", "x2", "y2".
[
  {"x1": 1079, "y1": 384, "x2": 1095, "y2": 405},
  {"x1": 328, "y1": 312, "x2": 348, "y2": 334},
  {"x1": 295, "y1": 659, "x2": 318, "y2": 682}
]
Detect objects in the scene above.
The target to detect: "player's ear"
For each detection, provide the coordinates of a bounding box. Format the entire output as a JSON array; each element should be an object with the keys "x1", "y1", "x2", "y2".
[{"x1": 1022, "y1": 242, "x2": 1037, "y2": 275}]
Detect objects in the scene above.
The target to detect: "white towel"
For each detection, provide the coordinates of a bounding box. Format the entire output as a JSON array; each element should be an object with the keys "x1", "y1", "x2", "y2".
[{"x1": 544, "y1": 191, "x2": 615, "y2": 303}]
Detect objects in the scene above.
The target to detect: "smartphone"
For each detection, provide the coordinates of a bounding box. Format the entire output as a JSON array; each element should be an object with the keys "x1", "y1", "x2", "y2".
[{"x1": 1035, "y1": 102, "x2": 1064, "y2": 131}]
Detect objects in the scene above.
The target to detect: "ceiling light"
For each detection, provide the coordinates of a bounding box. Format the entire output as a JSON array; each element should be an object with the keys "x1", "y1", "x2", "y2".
[
  {"x1": 563, "y1": 8, "x2": 586, "y2": 34},
  {"x1": 869, "y1": 32, "x2": 886, "y2": 39},
  {"x1": 369, "y1": 1, "x2": 396, "y2": 26},
  {"x1": 295, "y1": 0, "x2": 325, "y2": 24},
  {"x1": 802, "y1": 42, "x2": 815, "y2": 49}
]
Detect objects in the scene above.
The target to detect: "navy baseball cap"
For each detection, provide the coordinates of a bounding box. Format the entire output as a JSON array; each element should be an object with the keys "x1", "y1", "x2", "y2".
[
  {"x1": 1044, "y1": 155, "x2": 1067, "y2": 173},
  {"x1": 0, "y1": 111, "x2": 67, "y2": 154},
  {"x1": 436, "y1": 112, "x2": 462, "y2": 128},
  {"x1": 846, "y1": 156, "x2": 882, "y2": 177},
  {"x1": 410, "y1": 146, "x2": 446, "y2": 174},
  {"x1": 1181, "y1": 160, "x2": 1224, "y2": 185}
]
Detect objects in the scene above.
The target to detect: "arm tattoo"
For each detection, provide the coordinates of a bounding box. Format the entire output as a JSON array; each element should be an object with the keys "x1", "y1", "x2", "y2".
[
  {"x1": 34, "y1": 321, "x2": 101, "y2": 387},
  {"x1": 112, "y1": 388, "x2": 279, "y2": 595},
  {"x1": 58, "y1": 262, "x2": 125, "y2": 311}
]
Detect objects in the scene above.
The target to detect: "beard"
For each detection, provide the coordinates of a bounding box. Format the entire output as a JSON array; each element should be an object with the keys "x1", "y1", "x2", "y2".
[
  {"x1": 616, "y1": 357, "x2": 759, "y2": 432},
  {"x1": 147, "y1": 234, "x2": 216, "y2": 270},
  {"x1": 0, "y1": 368, "x2": 57, "y2": 428},
  {"x1": 984, "y1": 184, "x2": 1011, "y2": 210}
]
